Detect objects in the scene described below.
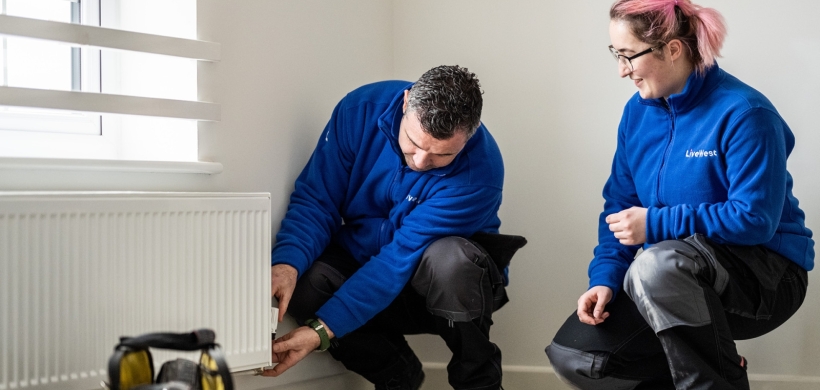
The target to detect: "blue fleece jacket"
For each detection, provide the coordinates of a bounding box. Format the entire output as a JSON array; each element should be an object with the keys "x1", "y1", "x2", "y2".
[
  {"x1": 272, "y1": 80, "x2": 504, "y2": 337},
  {"x1": 590, "y1": 64, "x2": 814, "y2": 293}
]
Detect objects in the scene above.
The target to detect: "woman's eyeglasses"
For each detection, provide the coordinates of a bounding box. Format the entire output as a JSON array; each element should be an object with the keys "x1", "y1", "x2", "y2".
[{"x1": 608, "y1": 45, "x2": 656, "y2": 71}]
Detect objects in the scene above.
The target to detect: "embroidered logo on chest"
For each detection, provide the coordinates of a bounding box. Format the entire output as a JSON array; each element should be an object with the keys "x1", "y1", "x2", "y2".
[
  {"x1": 405, "y1": 194, "x2": 422, "y2": 204},
  {"x1": 685, "y1": 149, "x2": 718, "y2": 158}
]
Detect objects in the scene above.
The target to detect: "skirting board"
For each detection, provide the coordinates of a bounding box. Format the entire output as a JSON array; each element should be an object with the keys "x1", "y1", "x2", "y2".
[{"x1": 420, "y1": 363, "x2": 820, "y2": 390}]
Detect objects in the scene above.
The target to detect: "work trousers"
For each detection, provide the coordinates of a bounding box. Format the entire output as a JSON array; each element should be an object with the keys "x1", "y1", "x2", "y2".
[
  {"x1": 546, "y1": 234, "x2": 808, "y2": 390},
  {"x1": 289, "y1": 237, "x2": 504, "y2": 390}
]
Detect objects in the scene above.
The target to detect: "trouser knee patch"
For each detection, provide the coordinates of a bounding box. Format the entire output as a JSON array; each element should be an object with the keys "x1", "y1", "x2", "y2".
[
  {"x1": 624, "y1": 237, "x2": 727, "y2": 331},
  {"x1": 546, "y1": 342, "x2": 639, "y2": 390},
  {"x1": 412, "y1": 237, "x2": 491, "y2": 322}
]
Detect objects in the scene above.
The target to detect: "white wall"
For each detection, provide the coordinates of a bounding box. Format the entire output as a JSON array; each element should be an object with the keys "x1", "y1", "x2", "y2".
[
  {"x1": 195, "y1": 0, "x2": 393, "y2": 227},
  {"x1": 394, "y1": 0, "x2": 820, "y2": 385}
]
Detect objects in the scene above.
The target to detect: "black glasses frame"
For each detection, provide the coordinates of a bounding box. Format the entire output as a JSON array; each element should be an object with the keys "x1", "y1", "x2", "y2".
[{"x1": 608, "y1": 45, "x2": 655, "y2": 71}]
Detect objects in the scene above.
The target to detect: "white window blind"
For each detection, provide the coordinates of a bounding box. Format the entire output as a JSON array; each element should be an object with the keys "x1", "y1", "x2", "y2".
[{"x1": 0, "y1": 0, "x2": 222, "y2": 174}]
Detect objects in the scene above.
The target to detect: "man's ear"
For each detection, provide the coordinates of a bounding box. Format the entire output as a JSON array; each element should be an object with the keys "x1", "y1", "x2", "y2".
[{"x1": 402, "y1": 90, "x2": 409, "y2": 113}]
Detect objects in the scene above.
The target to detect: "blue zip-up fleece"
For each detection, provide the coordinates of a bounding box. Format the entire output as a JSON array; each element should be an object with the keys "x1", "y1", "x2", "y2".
[
  {"x1": 590, "y1": 64, "x2": 814, "y2": 293},
  {"x1": 272, "y1": 80, "x2": 504, "y2": 337}
]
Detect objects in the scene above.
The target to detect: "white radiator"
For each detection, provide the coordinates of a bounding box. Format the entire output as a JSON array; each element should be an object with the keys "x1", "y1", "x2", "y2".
[{"x1": 0, "y1": 192, "x2": 272, "y2": 390}]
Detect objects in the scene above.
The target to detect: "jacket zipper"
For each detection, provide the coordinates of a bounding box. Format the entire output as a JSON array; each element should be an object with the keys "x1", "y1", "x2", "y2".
[
  {"x1": 657, "y1": 103, "x2": 675, "y2": 205},
  {"x1": 380, "y1": 166, "x2": 402, "y2": 247},
  {"x1": 386, "y1": 165, "x2": 401, "y2": 205}
]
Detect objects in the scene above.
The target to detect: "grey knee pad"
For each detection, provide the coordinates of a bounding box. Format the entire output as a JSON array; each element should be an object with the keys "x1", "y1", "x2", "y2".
[
  {"x1": 411, "y1": 236, "x2": 493, "y2": 322},
  {"x1": 624, "y1": 236, "x2": 728, "y2": 332},
  {"x1": 545, "y1": 342, "x2": 639, "y2": 390}
]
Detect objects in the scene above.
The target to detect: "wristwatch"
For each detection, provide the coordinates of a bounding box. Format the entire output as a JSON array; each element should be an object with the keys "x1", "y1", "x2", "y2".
[{"x1": 304, "y1": 318, "x2": 330, "y2": 351}]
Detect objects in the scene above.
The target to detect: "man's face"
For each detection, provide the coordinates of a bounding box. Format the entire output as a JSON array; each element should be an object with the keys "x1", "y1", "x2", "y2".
[
  {"x1": 399, "y1": 91, "x2": 468, "y2": 172},
  {"x1": 398, "y1": 111, "x2": 468, "y2": 172}
]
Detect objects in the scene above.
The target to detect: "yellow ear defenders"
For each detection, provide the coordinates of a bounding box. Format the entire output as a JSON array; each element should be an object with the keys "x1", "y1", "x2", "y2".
[{"x1": 105, "y1": 329, "x2": 234, "y2": 390}]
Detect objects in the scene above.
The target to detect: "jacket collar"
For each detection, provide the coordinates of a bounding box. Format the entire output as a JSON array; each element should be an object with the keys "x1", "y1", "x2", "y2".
[{"x1": 639, "y1": 63, "x2": 725, "y2": 114}]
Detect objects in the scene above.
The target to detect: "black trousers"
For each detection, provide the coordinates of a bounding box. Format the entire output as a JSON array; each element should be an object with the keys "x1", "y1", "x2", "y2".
[
  {"x1": 288, "y1": 237, "x2": 504, "y2": 390},
  {"x1": 546, "y1": 235, "x2": 808, "y2": 390}
]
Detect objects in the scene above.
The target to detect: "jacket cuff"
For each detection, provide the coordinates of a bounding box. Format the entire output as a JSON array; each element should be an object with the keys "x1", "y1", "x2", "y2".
[
  {"x1": 271, "y1": 246, "x2": 310, "y2": 278},
  {"x1": 588, "y1": 265, "x2": 625, "y2": 299},
  {"x1": 316, "y1": 296, "x2": 360, "y2": 338},
  {"x1": 645, "y1": 206, "x2": 664, "y2": 244}
]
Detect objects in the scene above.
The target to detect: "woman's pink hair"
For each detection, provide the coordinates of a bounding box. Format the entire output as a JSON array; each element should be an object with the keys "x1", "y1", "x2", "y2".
[{"x1": 610, "y1": 0, "x2": 726, "y2": 74}]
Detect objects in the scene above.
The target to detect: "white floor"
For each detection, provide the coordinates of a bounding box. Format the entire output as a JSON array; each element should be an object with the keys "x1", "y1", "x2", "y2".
[{"x1": 234, "y1": 365, "x2": 820, "y2": 390}]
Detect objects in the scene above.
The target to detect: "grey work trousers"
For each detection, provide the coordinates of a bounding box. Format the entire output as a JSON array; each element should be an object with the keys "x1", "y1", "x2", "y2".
[{"x1": 546, "y1": 234, "x2": 808, "y2": 390}]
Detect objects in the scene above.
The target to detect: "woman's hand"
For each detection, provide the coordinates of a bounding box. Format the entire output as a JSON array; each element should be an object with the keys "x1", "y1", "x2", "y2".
[
  {"x1": 606, "y1": 206, "x2": 647, "y2": 246},
  {"x1": 577, "y1": 286, "x2": 613, "y2": 325}
]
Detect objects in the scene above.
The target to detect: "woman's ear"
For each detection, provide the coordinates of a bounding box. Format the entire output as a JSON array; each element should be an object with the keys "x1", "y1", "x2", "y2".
[{"x1": 667, "y1": 39, "x2": 684, "y2": 62}]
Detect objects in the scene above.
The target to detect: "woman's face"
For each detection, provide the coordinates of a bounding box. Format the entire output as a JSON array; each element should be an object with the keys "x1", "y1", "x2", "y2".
[{"x1": 609, "y1": 19, "x2": 685, "y2": 99}]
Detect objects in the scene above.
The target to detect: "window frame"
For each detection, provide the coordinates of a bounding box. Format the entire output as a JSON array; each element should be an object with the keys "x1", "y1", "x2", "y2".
[
  {"x1": 0, "y1": 0, "x2": 102, "y2": 139},
  {"x1": 0, "y1": 0, "x2": 213, "y2": 167}
]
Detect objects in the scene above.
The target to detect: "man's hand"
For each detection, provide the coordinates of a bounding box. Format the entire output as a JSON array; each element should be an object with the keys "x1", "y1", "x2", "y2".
[
  {"x1": 606, "y1": 206, "x2": 648, "y2": 246},
  {"x1": 271, "y1": 264, "x2": 298, "y2": 322},
  {"x1": 577, "y1": 286, "x2": 613, "y2": 325},
  {"x1": 260, "y1": 319, "x2": 335, "y2": 377}
]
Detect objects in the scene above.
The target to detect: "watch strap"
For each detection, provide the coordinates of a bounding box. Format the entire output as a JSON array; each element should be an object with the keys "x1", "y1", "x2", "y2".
[{"x1": 304, "y1": 319, "x2": 330, "y2": 351}]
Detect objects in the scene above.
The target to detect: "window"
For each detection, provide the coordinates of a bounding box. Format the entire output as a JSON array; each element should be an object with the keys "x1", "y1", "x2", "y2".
[
  {"x1": 0, "y1": 0, "x2": 101, "y2": 137},
  {"x1": 0, "y1": 0, "x2": 208, "y2": 164}
]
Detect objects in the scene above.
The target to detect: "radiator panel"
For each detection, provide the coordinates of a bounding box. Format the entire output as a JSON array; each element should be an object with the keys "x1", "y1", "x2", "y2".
[{"x1": 0, "y1": 192, "x2": 272, "y2": 390}]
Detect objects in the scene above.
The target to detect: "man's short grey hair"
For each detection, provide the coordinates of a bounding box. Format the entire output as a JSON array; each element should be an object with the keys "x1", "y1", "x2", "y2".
[{"x1": 406, "y1": 65, "x2": 483, "y2": 140}]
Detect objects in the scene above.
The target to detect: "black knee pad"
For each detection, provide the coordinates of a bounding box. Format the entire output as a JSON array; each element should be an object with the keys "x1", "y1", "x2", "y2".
[
  {"x1": 411, "y1": 237, "x2": 493, "y2": 322},
  {"x1": 546, "y1": 342, "x2": 639, "y2": 390}
]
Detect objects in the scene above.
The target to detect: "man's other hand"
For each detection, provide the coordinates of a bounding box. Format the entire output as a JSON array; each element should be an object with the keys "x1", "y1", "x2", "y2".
[{"x1": 271, "y1": 264, "x2": 298, "y2": 322}]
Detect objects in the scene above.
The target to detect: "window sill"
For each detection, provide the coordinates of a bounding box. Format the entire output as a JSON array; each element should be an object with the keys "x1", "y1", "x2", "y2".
[{"x1": 0, "y1": 156, "x2": 222, "y2": 174}]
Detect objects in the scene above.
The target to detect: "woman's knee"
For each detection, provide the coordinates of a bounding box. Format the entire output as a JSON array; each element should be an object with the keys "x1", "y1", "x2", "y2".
[
  {"x1": 624, "y1": 240, "x2": 703, "y2": 298},
  {"x1": 624, "y1": 239, "x2": 718, "y2": 331}
]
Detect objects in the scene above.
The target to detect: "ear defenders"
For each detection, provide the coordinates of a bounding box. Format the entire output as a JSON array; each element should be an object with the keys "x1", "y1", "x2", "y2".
[{"x1": 105, "y1": 329, "x2": 233, "y2": 390}]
